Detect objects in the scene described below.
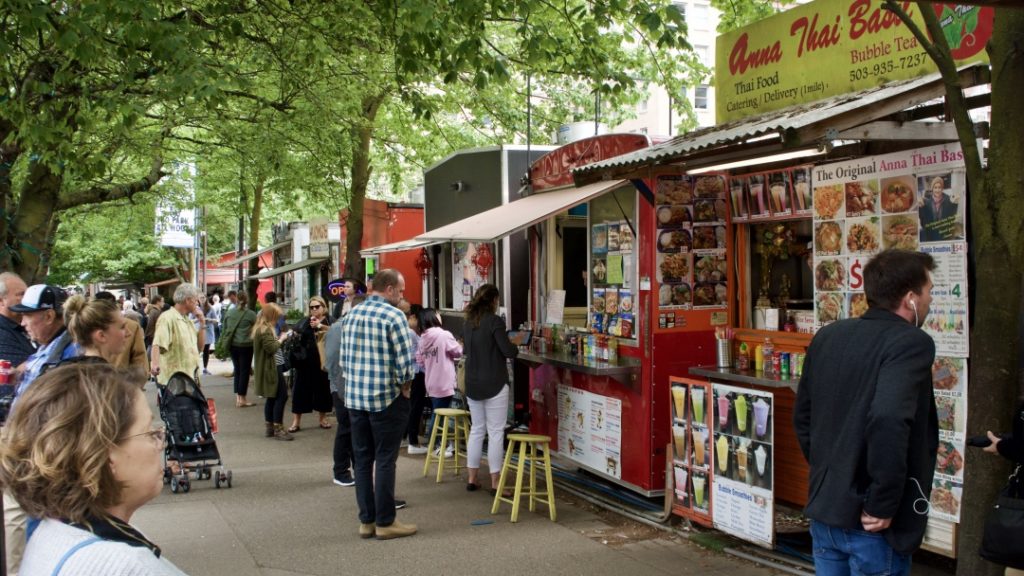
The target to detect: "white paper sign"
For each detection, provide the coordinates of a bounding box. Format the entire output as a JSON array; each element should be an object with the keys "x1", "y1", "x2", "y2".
[
  {"x1": 557, "y1": 385, "x2": 622, "y2": 479},
  {"x1": 546, "y1": 290, "x2": 566, "y2": 325}
]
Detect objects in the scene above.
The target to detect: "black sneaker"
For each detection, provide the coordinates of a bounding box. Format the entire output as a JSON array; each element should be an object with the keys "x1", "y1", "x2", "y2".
[
  {"x1": 394, "y1": 499, "x2": 407, "y2": 510},
  {"x1": 333, "y1": 473, "x2": 355, "y2": 487}
]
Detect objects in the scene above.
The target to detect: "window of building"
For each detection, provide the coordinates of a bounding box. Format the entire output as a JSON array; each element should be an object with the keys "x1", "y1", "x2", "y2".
[
  {"x1": 695, "y1": 45, "x2": 710, "y2": 67},
  {"x1": 695, "y1": 85, "x2": 709, "y2": 110},
  {"x1": 691, "y1": 3, "x2": 710, "y2": 28},
  {"x1": 638, "y1": 98, "x2": 649, "y2": 114},
  {"x1": 671, "y1": 1, "x2": 687, "y2": 18}
]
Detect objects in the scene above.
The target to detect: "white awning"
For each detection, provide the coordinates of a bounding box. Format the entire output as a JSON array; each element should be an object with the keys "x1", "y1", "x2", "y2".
[
  {"x1": 217, "y1": 240, "x2": 292, "y2": 268},
  {"x1": 253, "y1": 257, "x2": 327, "y2": 280},
  {"x1": 417, "y1": 179, "x2": 629, "y2": 243},
  {"x1": 360, "y1": 237, "x2": 440, "y2": 257}
]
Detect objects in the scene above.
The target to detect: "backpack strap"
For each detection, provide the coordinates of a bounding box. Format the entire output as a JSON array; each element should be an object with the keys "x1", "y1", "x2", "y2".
[{"x1": 52, "y1": 536, "x2": 102, "y2": 576}]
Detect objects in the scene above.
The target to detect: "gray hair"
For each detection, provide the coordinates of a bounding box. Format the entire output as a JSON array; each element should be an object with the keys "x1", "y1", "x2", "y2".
[
  {"x1": 0, "y1": 272, "x2": 23, "y2": 298},
  {"x1": 173, "y1": 283, "x2": 201, "y2": 304}
]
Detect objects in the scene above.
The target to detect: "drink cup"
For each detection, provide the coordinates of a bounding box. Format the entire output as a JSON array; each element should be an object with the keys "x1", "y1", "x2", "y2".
[
  {"x1": 717, "y1": 395, "x2": 730, "y2": 429},
  {"x1": 737, "y1": 444, "x2": 748, "y2": 482},
  {"x1": 674, "y1": 466, "x2": 689, "y2": 500},
  {"x1": 692, "y1": 389, "x2": 705, "y2": 424},
  {"x1": 735, "y1": 394, "x2": 748, "y2": 433},
  {"x1": 693, "y1": 428, "x2": 706, "y2": 466},
  {"x1": 754, "y1": 398, "x2": 770, "y2": 438},
  {"x1": 671, "y1": 387, "x2": 686, "y2": 419},
  {"x1": 755, "y1": 445, "x2": 767, "y2": 477},
  {"x1": 672, "y1": 426, "x2": 687, "y2": 459},
  {"x1": 693, "y1": 475, "x2": 706, "y2": 507},
  {"x1": 716, "y1": 435, "x2": 729, "y2": 474}
]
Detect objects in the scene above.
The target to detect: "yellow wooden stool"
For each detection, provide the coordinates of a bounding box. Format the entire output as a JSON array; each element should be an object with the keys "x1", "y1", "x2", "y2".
[
  {"x1": 422, "y1": 408, "x2": 471, "y2": 482},
  {"x1": 491, "y1": 433, "x2": 557, "y2": 523}
]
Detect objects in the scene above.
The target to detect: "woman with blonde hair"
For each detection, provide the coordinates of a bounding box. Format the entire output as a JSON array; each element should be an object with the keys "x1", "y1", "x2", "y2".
[
  {"x1": 0, "y1": 363, "x2": 188, "y2": 575},
  {"x1": 252, "y1": 303, "x2": 293, "y2": 440},
  {"x1": 288, "y1": 295, "x2": 333, "y2": 432},
  {"x1": 64, "y1": 294, "x2": 128, "y2": 362}
]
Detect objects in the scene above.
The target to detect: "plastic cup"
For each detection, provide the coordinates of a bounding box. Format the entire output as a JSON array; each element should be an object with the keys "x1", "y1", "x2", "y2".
[
  {"x1": 693, "y1": 428, "x2": 706, "y2": 466},
  {"x1": 737, "y1": 445, "x2": 748, "y2": 482},
  {"x1": 693, "y1": 475, "x2": 706, "y2": 507},
  {"x1": 754, "y1": 398, "x2": 770, "y2": 438},
  {"x1": 671, "y1": 387, "x2": 686, "y2": 419},
  {"x1": 755, "y1": 445, "x2": 767, "y2": 477},
  {"x1": 672, "y1": 426, "x2": 687, "y2": 458},
  {"x1": 692, "y1": 389, "x2": 705, "y2": 424},
  {"x1": 717, "y1": 395, "x2": 730, "y2": 429},
  {"x1": 674, "y1": 466, "x2": 689, "y2": 499},
  {"x1": 716, "y1": 435, "x2": 729, "y2": 473},
  {"x1": 735, "y1": 394, "x2": 748, "y2": 433}
]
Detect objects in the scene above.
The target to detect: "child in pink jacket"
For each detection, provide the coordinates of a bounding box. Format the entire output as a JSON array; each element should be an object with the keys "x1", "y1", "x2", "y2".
[{"x1": 415, "y1": 308, "x2": 463, "y2": 439}]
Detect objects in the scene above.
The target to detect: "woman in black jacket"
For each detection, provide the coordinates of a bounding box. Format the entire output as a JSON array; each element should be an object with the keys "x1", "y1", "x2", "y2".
[
  {"x1": 462, "y1": 284, "x2": 518, "y2": 492},
  {"x1": 287, "y1": 296, "x2": 333, "y2": 433},
  {"x1": 982, "y1": 399, "x2": 1024, "y2": 576}
]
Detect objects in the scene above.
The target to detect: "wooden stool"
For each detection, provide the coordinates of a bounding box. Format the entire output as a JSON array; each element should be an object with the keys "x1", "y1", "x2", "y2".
[
  {"x1": 491, "y1": 433, "x2": 557, "y2": 523},
  {"x1": 422, "y1": 408, "x2": 471, "y2": 482}
]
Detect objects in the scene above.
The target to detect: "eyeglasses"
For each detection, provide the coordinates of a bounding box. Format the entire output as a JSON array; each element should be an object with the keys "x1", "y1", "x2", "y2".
[
  {"x1": 122, "y1": 426, "x2": 167, "y2": 446},
  {"x1": 309, "y1": 305, "x2": 323, "y2": 310}
]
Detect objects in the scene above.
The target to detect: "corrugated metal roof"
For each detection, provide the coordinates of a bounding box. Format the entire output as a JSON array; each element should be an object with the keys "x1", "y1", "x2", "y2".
[{"x1": 573, "y1": 65, "x2": 988, "y2": 177}]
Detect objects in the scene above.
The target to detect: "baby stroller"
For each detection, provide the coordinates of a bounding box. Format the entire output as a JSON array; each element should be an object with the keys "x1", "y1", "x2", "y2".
[{"x1": 156, "y1": 372, "x2": 233, "y2": 493}]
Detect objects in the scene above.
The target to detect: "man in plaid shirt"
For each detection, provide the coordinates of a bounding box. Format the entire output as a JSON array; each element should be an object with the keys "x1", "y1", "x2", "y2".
[{"x1": 341, "y1": 269, "x2": 417, "y2": 540}]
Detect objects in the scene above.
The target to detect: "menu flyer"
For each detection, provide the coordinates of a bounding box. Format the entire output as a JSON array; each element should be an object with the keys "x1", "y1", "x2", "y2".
[
  {"x1": 655, "y1": 175, "x2": 729, "y2": 316},
  {"x1": 557, "y1": 385, "x2": 623, "y2": 479},
  {"x1": 669, "y1": 379, "x2": 713, "y2": 526},
  {"x1": 711, "y1": 383, "x2": 775, "y2": 548}
]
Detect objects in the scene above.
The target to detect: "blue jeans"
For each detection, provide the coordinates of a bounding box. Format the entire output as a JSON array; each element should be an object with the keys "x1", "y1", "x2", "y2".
[
  {"x1": 425, "y1": 395, "x2": 453, "y2": 440},
  {"x1": 332, "y1": 392, "x2": 353, "y2": 479},
  {"x1": 810, "y1": 520, "x2": 911, "y2": 576},
  {"x1": 349, "y1": 394, "x2": 410, "y2": 526}
]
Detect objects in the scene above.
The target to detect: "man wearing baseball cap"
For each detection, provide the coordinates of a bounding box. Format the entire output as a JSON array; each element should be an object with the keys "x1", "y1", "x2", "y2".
[{"x1": 11, "y1": 285, "x2": 78, "y2": 404}]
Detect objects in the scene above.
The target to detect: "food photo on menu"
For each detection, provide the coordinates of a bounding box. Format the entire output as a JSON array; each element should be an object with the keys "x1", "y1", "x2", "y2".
[
  {"x1": 844, "y1": 180, "x2": 878, "y2": 217},
  {"x1": 693, "y1": 199, "x2": 720, "y2": 223},
  {"x1": 816, "y1": 292, "x2": 845, "y2": 325},
  {"x1": 694, "y1": 175, "x2": 725, "y2": 199},
  {"x1": 845, "y1": 217, "x2": 881, "y2": 254},
  {"x1": 936, "y1": 439, "x2": 965, "y2": 479},
  {"x1": 606, "y1": 224, "x2": 620, "y2": 251},
  {"x1": 658, "y1": 252, "x2": 691, "y2": 283},
  {"x1": 935, "y1": 396, "x2": 964, "y2": 433},
  {"x1": 932, "y1": 357, "x2": 964, "y2": 393},
  {"x1": 930, "y1": 479, "x2": 962, "y2": 519},
  {"x1": 658, "y1": 228, "x2": 692, "y2": 253},
  {"x1": 813, "y1": 184, "x2": 844, "y2": 220},
  {"x1": 592, "y1": 224, "x2": 608, "y2": 254},
  {"x1": 659, "y1": 282, "x2": 693, "y2": 307},
  {"x1": 880, "y1": 175, "x2": 917, "y2": 213},
  {"x1": 618, "y1": 224, "x2": 634, "y2": 252},
  {"x1": 814, "y1": 221, "x2": 843, "y2": 255},
  {"x1": 848, "y1": 293, "x2": 869, "y2": 318},
  {"x1": 592, "y1": 288, "x2": 606, "y2": 314},
  {"x1": 656, "y1": 177, "x2": 694, "y2": 205},
  {"x1": 881, "y1": 214, "x2": 920, "y2": 251},
  {"x1": 692, "y1": 225, "x2": 720, "y2": 250},
  {"x1": 657, "y1": 205, "x2": 693, "y2": 228},
  {"x1": 814, "y1": 258, "x2": 846, "y2": 292},
  {"x1": 592, "y1": 258, "x2": 608, "y2": 284}
]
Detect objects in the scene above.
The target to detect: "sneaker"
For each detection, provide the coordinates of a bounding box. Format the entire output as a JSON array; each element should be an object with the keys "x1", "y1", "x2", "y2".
[
  {"x1": 433, "y1": 445, "x2": 455, "y2": 458},
  {"x1": 359, "y1": 522, "x2": 375, "y2": 539},
  {"x1": 333, "y1": 474, "x2": 355, "y2": 487},
  {"x1": 394, "y1": 499, "x2": 407, "y2": 510},
  {"x1": 407, "y1": 445, "x2": 428, "y2": 455},
  {"x1": 203, "y1": 369, "x2": 212, "y2": 375},
  {"x1": 375, "y1": 519, "x2": 417, "y2": 540}
]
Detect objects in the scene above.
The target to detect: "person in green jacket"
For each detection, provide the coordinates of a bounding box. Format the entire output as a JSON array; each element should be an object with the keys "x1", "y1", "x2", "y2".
[
  {"x1": 223, "y1": 292, "x2": 257, "y2": 407},
  {"x1": 252, "y1": 303, "x2": 293, "y2": 441}
]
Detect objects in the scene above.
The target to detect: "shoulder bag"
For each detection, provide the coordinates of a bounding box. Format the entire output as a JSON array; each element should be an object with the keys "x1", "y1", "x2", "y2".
[
  {"x1": 980, "y1": 464, "x2": 1024, "y2": 569},
  {"x1": 214, "y1": 312, "x2": 237, "y2": 360}
]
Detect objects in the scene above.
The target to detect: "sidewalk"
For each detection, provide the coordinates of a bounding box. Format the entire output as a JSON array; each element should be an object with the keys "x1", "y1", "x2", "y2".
[{"x1": 135, "y1": 362, "x2": 786, "y2": 575}]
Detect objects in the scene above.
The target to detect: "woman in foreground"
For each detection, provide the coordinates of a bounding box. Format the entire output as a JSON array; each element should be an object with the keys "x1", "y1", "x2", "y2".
[{"x1": 0, "y1": 363, "x2": 188, "y2": 575}]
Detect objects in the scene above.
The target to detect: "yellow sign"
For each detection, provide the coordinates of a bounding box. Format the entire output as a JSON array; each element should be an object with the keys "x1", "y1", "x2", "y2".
[{"x1": 715, "y1": 1, "x2": 993, "y2": 123}]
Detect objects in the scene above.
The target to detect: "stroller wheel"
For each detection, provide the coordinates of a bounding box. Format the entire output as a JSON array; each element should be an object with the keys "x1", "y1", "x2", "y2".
[
  {"x1": 181, "y1": 478, "x2": 191, "y2": 493},
  {"x1": 226, "y1": 470, "x2": 233, "y2": 488},
  {"x1": 214, "y1": 471, "x2": 222, "y2": 489},
  {"x1": 163, "y1": 468, "x2": 171, "y2": 485},
  {"x1": 170, "y1": 476, "x2": 179, "y2": 493},
  {"x1": 201, "y1": 469, "x2": 210, "y2": 480}
]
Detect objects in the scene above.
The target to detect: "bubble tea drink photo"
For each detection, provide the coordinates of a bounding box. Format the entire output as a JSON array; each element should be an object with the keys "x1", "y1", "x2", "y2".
[
  {"x1": 734, "y1": 394, "x2": 749, "y2": 436},
  {"x1": 691, "y1": 388, "x2": 705, "y2": 425}
]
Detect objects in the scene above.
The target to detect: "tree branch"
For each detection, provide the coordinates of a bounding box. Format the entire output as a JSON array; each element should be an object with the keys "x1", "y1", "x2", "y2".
[{"x1": 58, "y1": 154, "x2": 168, "y2": 210}]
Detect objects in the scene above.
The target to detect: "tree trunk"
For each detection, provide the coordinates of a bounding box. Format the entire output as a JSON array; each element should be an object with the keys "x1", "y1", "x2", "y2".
[
  {"x1": 343, "y1": 91, "x2": 386, "y2": 280},
  {"x1": 246, "y1": 175, "x2": 265, "y2": 309},
  {"x1": 9, "y1": 161, "x2": 62, "y2": 283},
  {"x1": 956, "y1": 10, "x2": 1024, "y2": 575}
]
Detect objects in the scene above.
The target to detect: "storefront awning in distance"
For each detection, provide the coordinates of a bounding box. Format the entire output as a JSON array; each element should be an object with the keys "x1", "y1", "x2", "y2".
[
  {"x1": 416, "y1": 179, "x2": 629, "y2": 244},
  {"x1": 217, "y1": 240, "x2": 292, "y2": 268},
  {"x1": 253, "y1": 257, "x2": 327, "y2": 280},
  {"x1": 360, "y1": 238, "x2": 440, "y2": 257},
  {"x1": 572, "y1": 64, "x2": 990, "y2": 182}
]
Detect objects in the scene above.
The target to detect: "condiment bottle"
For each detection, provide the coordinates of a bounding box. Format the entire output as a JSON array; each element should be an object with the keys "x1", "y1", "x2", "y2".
[
  {"x1": 737, "y1": 343, "x2": 750, "y2": 371},
  {"x1": 754, "y1": 344, "x2": 764, "y2": 372},
  {"x1": 762, "y1": 338, "x2": 774, "y2": 374}
]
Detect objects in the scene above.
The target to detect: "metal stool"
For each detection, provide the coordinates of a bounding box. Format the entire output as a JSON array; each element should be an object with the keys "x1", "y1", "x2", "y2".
[
  {"x1": 491, "y1": 433, "x2": 557, "y2": 522},
  {"x1": 422, "y1": 408, "x2": 471, "y2": 482}
]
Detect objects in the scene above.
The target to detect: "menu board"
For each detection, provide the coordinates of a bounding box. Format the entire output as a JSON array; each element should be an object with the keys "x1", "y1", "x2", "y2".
[
  {"x1": 557, "y1": 385, "x2": 623, "y2": 479},
  {"x1": 590, "y1": 218, "x2": 635, "y2": 338},
  {"x1": 669, "y1": 378, "x2": 713, "y2": 526},
  {"x1": 453, "y1": 242, "x2": 491, "y2": 311},
  {"x1": 655, "y1": 175, "x2": 728, "y2": 320},
  {"x1": 730, "y1": 166, "x2": 813, "y2": 223},
  {"x1": 711, "y1": 384, "x2": 775, "y2": 548},
  {"x1": 812, "y1": 142, "x2": 972, "y2": 534}
]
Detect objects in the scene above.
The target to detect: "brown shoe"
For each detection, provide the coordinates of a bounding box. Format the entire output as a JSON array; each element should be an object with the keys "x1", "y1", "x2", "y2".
[
  {"x1": 265, "y1": 422, "x2": 275, "y2": 438},
  {"x1": 359, "y1": 523, "x2": 375, "y2": 539},
  {"x1": 274, "y1": 424, "x2": 295, "y2": 441},
  {"x1": 375, "y1": 519, "x2": 417, "y2": 540}
]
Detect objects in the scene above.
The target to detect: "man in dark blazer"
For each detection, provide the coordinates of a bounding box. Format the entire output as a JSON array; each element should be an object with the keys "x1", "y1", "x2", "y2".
[{"x1": 795, "y1": 249, "x2": 938, "y2": 576}]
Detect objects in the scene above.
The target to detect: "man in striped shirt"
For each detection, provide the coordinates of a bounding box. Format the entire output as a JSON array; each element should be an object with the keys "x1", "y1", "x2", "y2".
[{"x1": 341, "y1": 269, "x2": 416, "y2": 540}]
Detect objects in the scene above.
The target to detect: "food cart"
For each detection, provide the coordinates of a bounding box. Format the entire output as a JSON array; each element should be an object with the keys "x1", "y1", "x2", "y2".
[{"x1": 565, "y1": 0, "x2": 992, "y2": 551}]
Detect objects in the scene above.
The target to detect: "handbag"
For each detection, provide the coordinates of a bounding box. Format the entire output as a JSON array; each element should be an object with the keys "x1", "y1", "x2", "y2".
[
  {"x1": 980, "y1": 464, "x2": 1024, "y2": 569},
  {"x1": 455, "y1": 357, "x2": 467, "y2": 396},
  {"x1": 214, "y1": 316, "x2": 236, "y2": 360}
]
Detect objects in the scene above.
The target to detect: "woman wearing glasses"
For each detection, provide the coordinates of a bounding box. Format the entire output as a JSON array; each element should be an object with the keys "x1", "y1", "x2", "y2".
[
  {"x1": 0, "y1": 363, "x2": 188, "y2": 575},
  {"x1": 288, "y1": 296, "x2": 333, "y2": 432}
]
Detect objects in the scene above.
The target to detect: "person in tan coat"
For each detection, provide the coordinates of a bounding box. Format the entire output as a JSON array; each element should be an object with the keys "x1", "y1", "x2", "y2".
[{"x1": 95, "y1": 292, "x2": 147, "y2": 375}]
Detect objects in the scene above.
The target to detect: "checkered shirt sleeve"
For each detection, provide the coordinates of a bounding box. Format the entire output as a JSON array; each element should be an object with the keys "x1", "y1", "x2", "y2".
[{"x1": 340, "y1": 296, "x2": 415, "y2": 412}]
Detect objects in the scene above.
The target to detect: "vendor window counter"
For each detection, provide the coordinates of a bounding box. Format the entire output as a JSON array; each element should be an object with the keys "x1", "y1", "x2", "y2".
[
  {"x1": 688, "y1": 366, "x2": 801, "y2": 392},
  {"x1": 517, "y1": 351, "x2": 641, "y2": 388},
  {"x1": 687, "y1": 366, "x2": 808, "y2": 508}
]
